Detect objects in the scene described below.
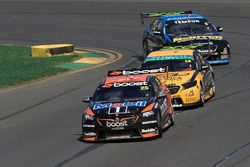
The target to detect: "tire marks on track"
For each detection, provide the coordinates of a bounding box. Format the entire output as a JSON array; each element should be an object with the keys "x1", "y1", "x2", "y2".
[
  {"x1": 54, "y1": 144, "x2": 104, "y2": 167},
  {"x1": 0, "y1": 84, "x2": 85, "y2": 122},
  {"x1": 211, "y1": 141, "x2": 250, "y2": 167},
  {"x1": 215, "y1": 57, "x2": 250, "y2": 82},
  {"x1": 208, "y1": 86, "x2": 250, "y2": 103}
]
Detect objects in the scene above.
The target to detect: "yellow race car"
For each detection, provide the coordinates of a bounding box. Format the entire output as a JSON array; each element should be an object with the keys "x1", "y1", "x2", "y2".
[{"x1": 141, "y1": 49, "x2": 215, "y2": 107}]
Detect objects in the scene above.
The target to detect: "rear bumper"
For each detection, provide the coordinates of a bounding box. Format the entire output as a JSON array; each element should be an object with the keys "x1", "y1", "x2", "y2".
[
  {"x1": 208, "y1": 59, "x2": 230, "y2": 64},
  {"x1": 204, "y1": 52, "x2": 230, "y2": 65}
]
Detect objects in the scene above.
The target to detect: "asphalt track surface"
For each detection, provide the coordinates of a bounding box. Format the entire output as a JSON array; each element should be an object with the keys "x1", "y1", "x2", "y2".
[{"x1": 0, "y1": 1, "x2": 250, "y2": 167}]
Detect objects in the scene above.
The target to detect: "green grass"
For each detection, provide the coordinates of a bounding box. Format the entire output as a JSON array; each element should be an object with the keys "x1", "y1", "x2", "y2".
[{"x1": 0, "y1": 45, "x2": 81, "y2": 88}]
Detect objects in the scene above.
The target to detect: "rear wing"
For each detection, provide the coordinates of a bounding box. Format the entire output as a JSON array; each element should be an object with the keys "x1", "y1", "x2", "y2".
[
  {"x1": 107, "y1": 67, "x2": 166, "y2": 77},
  {"x1": 140, "y1": 10, "x2": 192, "y2": 25}
]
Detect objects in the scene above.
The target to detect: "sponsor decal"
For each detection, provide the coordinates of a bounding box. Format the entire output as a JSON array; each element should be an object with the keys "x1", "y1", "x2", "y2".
[
  {"x1": 197, "y1": 49, "x2": 214, "y2": 53},
  {"x1": 174, "y1": 20, "x2": 200, "y2": 24},
  {"x1": 109, "y1": 71, "x2": 122, "y2": 76},
  {"x1": 141, "y1": 128, "x2": 156, "y2": 133},
  {"x1": 167, "y1": 16, "x2": 204, "y2": 21},
  {"x1": 185, "y1": 90, "x2": 195, "y2": 97},
  {"x1": 157, "y1": 75, "x2": 168, "y2": 83},
  {"x1": 142, "y1": 110, "x2": 155, "y2": 117},
  {"x1": 221, "y1": 54, "x2": 229, "y2": 59},
  {"x1": 173, "y1": 36, "x2": 223, "y2": 43},
  {"x1": 142, "y1": 120, "x2": 157, "y2": 125},
  {"x1": 168, "y1": 76, "x2": 182, "y2": 81},
  {"x1": 114, "y1": 82, "x2": 148, "y2": 87},
  {"x1": 84, "y1": 132, "x2": 96, "y2": 136},
  {"x1": 123, "y1": 68, "x2": 165, "y2": 75},
  {"x1": 82, "y1": 124, "x2": 95, "y2": 128},
  {"x1": 106, "y1": 120, "x2": 128, "y2": 128},
  {"x1": 148, "y1": 11, "x2": 187, "y2": 17},
  {"x1": 84, "y1": 115, "x2": 94, "y2": 121},
  {"x1": 161, "y1": 44, "x2": 203, "y2": 50},
  {"x1": 93, "y1": 101, "x2": 147, "y2": 110},
  {"x1": 185, "y1": 97, "x2": 196, "y2": 102},
  {"x1": 170, "y1": 73, "x2": 190, "y2": 77}
]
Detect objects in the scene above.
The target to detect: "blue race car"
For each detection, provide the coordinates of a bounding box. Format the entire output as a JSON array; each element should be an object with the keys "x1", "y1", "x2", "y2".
[{"x1": 141, "y1": 11, "x2": 230, "y2": 64}]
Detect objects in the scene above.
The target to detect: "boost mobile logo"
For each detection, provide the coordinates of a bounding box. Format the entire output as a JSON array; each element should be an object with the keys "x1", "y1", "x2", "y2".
[
  {"x1": 123, "y1": 68, "x2": 165, "y2": 75},
  {"x1": 114, "y1": 82, "x2": 148, "y2": 87},
  {"x1": 106, "y1": 120, "x2": 128, "y2": 128}
]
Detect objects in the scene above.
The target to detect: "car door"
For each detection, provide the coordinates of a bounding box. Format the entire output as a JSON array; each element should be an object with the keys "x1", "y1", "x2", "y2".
[{"x1": 147, "y1": 18, "x2": 165, "y2": 51}]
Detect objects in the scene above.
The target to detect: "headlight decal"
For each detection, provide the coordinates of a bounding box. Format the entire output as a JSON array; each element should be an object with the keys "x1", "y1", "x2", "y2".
[
  {"x1": 86, "y1": 108, "x2": 95, "y2": 116},
  {"x1": 221, "y1": 47, "x2": 229, "y2": 55},
  {"x1": 141, "y1": 102, "x2": 156, "y2": 113},
  {"x1": 182, "y1": 80, "x2": 197, "y2": 90}
]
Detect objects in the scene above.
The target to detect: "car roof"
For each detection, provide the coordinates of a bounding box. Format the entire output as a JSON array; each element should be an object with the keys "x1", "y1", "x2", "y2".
[
  {"x1": 104, "y1": 74, "x2": 149, "y2": 84},
  {"x1": 147, "y1": 49, "x2": 194, "y2": 57},
  {"x1": 162, "y1": 14, "x2": 207, "y2": 22}
]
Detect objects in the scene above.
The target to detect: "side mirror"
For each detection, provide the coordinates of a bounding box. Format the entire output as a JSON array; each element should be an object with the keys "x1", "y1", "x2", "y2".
[
  {"x1": 201, "y1": 64, "x2": 209, "y2": 70},
  {"x1": 153, "y1": 30, "x2": 162, "y2": 35},
  {"x1": 158, "y1": 91, "x2": 167, "y2": 98},
  {"x1": 82, "y1": 96, "x2": 92, "y2": 103},
  {"x1": 217, "y1": 27, "x2": 223, "y2": 32}
]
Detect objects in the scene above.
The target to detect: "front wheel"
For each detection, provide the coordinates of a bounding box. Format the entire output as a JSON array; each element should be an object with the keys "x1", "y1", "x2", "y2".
[
  {"x1": 157, "y1": 112, "x2": 162, "y2": 138},
  {"x1": 199, "y1": 86, "x2": 205, "y2": 107},
  {"x1": 143, "y1": 40, "x2": 149, "y2": 59},
  {"x1": 211, "y1": 77, "x2": 216, "y2": 97},
  {"x1": 170, "y1": 111, "x2": 175, "y2": 126}
]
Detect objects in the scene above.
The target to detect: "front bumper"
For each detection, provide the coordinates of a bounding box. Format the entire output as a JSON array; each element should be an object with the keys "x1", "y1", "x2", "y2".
[
  {"x1": 82, "y1": 114, "x2": 160, "y2": 141},
  {"x1": 169, "y1": 85, "x2": 200, "y2": 108}
]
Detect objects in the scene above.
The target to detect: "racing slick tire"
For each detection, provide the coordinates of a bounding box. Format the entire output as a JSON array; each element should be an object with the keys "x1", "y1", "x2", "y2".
[
  {"x1": 198, "y1": 85, "x2": 205, "y2": 107},
  {"x1": 170, "y1": 111, "x2": 175, "y2": 126},
  {"x1": 224, "y1": 46, "x2": 230, "y2": 64},
  {"x1": 157, "y1": 112, "x2": 163, "y2": 138},
  {"x1": 211, "y1": 77, "x2": 216, "y2": 97},
  {"x1": 143, "y1": 40, "x2": 149, "y2": 59}
]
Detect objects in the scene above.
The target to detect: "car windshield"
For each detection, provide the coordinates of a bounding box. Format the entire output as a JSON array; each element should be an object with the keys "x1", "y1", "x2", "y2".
[
  {"x1": 166, "y1": 20, "x2": 216, "y2": 37},
  {"x1": 93, "y1": 85, "x2": 153, "y2": 102},
  {"x1": 142, "y1": 59, "x2": 196, "y2": 72}
]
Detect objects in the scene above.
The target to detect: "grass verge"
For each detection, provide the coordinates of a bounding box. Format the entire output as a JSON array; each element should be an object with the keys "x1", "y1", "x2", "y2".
[{"x1": 0, "y1": 45, "x2": 81, "y2": 88}]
